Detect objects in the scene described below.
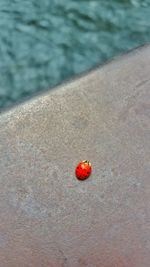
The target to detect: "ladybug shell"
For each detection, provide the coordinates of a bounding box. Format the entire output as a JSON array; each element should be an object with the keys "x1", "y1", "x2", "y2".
[{"x1": 75, "y1": 160, "x2": 92, "y2": 180}]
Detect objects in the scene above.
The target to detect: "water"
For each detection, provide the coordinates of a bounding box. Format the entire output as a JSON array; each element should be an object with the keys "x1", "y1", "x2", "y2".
[{"x1": 0, "y1": 0, "x2": 150, "y2": 110}]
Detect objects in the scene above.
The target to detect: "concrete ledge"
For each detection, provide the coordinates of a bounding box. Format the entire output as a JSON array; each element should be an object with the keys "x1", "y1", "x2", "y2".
[{"x1": 0, "y1": 45, "x2": 150, "y2": 266}]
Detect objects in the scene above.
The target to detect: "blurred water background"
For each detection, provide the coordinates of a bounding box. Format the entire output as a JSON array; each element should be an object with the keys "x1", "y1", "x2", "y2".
[{"x1": 0, "y1": 0, "x2": 150, "y2": 110}]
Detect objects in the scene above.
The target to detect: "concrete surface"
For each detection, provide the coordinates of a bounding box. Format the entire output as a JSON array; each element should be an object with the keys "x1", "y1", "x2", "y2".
[{"x1": 0, "y1": 45, "x2": 150, "y2": 267}]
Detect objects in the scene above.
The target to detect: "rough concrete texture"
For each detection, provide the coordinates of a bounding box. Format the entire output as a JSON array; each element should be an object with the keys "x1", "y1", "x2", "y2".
[{"x1": 0, "y1": 45, "x2": 150, "y2": 267}]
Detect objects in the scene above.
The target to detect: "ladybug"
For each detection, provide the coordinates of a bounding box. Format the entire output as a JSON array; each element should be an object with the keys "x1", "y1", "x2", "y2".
[{"x1": 75, "y1": 160, "x2": 92, "y2": 180}]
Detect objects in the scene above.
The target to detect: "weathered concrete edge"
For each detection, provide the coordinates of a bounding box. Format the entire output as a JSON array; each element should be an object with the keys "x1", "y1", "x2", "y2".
[{"x1": 0, "y1": 43, "x2": 149, "y2": 117}]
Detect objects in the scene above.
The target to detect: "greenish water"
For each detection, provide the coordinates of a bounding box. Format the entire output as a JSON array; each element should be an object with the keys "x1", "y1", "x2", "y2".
[{"x1": 0, "y1": 0, "x2": 150, "y2": 109}]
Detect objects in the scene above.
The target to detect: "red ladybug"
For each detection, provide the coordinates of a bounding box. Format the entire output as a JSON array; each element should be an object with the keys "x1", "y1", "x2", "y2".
[{"x1": 75, "y1": 160, "x2": 92, "y2": 180}]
